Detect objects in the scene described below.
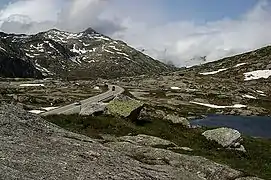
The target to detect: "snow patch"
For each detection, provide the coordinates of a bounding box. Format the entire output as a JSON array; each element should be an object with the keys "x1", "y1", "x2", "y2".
[
  {"x1": 108, "y1": 45, "x2": 121, "y2": 51},
  {"x1": 123, "y1": 57, "x2": 131, "y2": 61},
  {"x1": 88, "y1": 60, "x2": 96, "y2": 63},
  {"x1": 20, "y1": 84, "x2": 45, "y2": 87},
  {"x1": 190, "y1": 101, "x2": 247, "y2": 109},
  {"x1": 199, "y1": 68, "x2": 228, "y2": 75},
  {"x1": 35, "y1": 63, "x2": 52, "y2": 76},
  {"x1": 256, "y1": 90, "x2": 266, "y2": 97},
  {"x1": 93, "y1": 86, "x2": 100, "y2": 90},
  {"x1": 242, "y1": 94, "x2": 257, "y2": 99},
  {"x1": 26, "y1": 53, "x2": 35, "y2": 58},
  {"x1": 94, "y1": 36, "x2": 110, "y2": 41},
  {"x1": 70, "y1": 57, "x2": 81, "y2": 65},
  {"x1": 235, "y1": 63, "x2": 246, "y2": 67},
  {"x1": 28, "y1": 110, "x2": 45, "y2": 114},
  {"x1": 116, "y1": 52, "x2": 129, "y2": 57},
  {"x1": 244, "y1": 70, "x2": 271, "y2": 81},
  {"x1": 83, "y1": 42, "x2": 90, "y2": 46},
  {"x1": 41, "y1": 107, "x2": 58, "y2": 111},
  {"x1": 0, "y1": 47, "x2": 6, "y2": 52},
  {"x1": 104, "y1": 49, "x2": 115, "y2": 54},
  {"x1": 256, "y1": 90, "x2": 264, "y2": 94},
  {"x1": 71, "y1": 44, "x2": 91, "y2": 54},
  {"x1": 171, "y1": 87, "x2": 181, "y2": 90}
]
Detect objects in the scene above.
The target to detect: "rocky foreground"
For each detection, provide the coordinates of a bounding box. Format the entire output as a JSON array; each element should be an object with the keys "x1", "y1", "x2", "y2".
[{"x1": 0, "y1": 103, "x2": 263, "y2": 180}]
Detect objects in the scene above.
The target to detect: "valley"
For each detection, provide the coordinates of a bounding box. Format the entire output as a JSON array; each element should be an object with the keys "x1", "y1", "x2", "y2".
[{"x1": 0, "y1": 28, "x2": 270, "y2": 180}]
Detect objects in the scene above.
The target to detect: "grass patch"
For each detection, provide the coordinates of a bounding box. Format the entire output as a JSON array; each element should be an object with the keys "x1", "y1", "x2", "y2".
[{"x1": 45, "y1": 114, "x2": 271, "y2": 179}]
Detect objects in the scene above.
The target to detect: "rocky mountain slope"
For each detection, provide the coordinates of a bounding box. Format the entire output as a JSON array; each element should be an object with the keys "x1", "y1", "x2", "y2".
[
  {"x1": 0, "y1": 28, "x2": 174, "y2": 79},
  {"x1": 0, "y1": 103, "x2": 263, "y2": 180},
  {"x1": 113, "y1": 45, "x2": 271, "y2": 116},
  {"x1": 188, "y1": 46, "x2": 271, "y2": 81}
]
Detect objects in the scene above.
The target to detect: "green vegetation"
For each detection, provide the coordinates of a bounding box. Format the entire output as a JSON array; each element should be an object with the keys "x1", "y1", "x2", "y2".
[{"x1": 45, "y1": 115, "x2": 271, "y2": 179}]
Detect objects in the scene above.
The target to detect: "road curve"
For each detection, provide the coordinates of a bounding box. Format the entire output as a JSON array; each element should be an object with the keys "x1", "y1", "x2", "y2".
[{"x1": 41, "y1": 85, "x2": 124, "y2": 116}]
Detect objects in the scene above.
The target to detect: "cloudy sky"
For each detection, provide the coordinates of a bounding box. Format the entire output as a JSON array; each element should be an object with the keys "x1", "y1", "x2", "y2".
[{"x1": 0, "y1": 0, "x2": 270, "y2": 67}]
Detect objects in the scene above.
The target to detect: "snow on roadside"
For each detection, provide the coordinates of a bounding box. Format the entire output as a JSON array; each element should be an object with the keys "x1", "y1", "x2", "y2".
[
  {"x1": 171, "y1": 87, "x2": 181, "y2": 90},
  {"x1": 20, "y1": 84, "x2": 45, "y2": 87},
  {"x1": 242, "y1": 94, "x2": 257, "y2": 99},
  {"x1": 28, "y1": 110, "x2": 45, "y2": 114},
  {"x1": 244, "y1": 70, "x2": 271, "y2": 81},
  {"x1": 199, "y1": 68, "x2": 228, "y2": 75},
  {"x1": 190, "y1": 101, "x2": 247, "y2": 109}
]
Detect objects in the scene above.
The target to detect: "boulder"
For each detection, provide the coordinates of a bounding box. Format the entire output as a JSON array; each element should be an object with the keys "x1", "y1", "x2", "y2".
[
  {"x1": 106, "y1": 95, "x2": 144, "y2": 121},
  {"x1": 79, "y1": 102, "x2": 107, "y2": 116},
  {"x1": 202, "y1": 127, "x2": 246, "y2": 152},
  {"x1": 164, "y1": 114, "x2": 190, "y2": 127}
]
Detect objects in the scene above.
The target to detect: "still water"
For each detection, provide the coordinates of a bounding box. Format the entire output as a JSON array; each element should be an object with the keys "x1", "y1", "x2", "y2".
[{"x1": 190, "y1": 115, "x2": 271, "y2": 138}]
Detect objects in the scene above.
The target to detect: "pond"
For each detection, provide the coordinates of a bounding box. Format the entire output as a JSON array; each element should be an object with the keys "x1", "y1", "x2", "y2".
[{"x1": 190, "y1": 115, "x2": 271, "y2": 138}]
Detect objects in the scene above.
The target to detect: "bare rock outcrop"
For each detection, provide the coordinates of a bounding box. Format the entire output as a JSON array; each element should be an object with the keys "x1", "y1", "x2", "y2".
[{"x1": 0, "y1": 104, "x2": 262, "y2": 180}]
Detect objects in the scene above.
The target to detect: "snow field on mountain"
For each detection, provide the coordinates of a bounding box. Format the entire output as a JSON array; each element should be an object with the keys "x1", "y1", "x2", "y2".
[{"x1": 244, "y1": 70, "x2": 271, "y2": 81}]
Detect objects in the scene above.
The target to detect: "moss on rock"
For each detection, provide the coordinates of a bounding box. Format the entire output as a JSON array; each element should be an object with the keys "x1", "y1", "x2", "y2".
[{"x1": 106, "y1": 95, "x2": 144, "y2": 120}]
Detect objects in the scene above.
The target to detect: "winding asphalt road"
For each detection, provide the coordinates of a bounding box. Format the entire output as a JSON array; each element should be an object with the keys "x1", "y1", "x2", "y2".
[{"x1": 41, "y1": 85, "x2": 124, "y2": 116}]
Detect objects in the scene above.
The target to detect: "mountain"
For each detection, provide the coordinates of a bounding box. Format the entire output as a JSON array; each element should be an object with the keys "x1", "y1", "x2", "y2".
[{"x1": 0, "y1": 28, "x2": 174, "y2": 79}]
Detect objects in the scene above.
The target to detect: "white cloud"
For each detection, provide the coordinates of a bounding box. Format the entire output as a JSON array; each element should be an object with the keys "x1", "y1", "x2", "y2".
[
  {"x1": 0, "y1": 0, "x2": 59, "y2": 22},
  {"x1": 111, "y1": 0, "x2": 271, "y2": 66},
  {"x1": 0, "y1": 0, "x2": 271, "y2": 67}
]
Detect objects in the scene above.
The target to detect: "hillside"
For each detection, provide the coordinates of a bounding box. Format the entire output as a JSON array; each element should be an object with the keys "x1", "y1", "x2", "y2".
[
  {"x1": 113, "y1": 45, "x2": 271, "y2": 116},
  {"x1": 0, "y1": 28, "x2": 174, "y2": 79},
  {"x1": 188, "y1": 46, "x2": 271, "y2": 81}
]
